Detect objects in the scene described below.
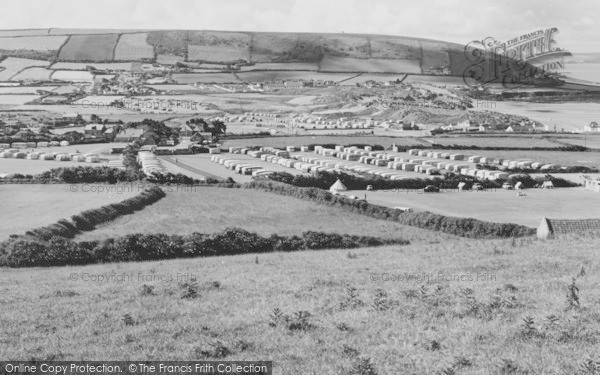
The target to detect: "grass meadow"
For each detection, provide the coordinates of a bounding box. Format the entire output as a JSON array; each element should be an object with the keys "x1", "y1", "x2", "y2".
[
  {"x1": 0, "y1": 184, "x2": 139, "y2": 240},
  {"x1": 1, "y1": 234, "x2": 599, "y2": 374},
  {"x1": 76, "y1": 187, "x2": 452, "y2": 244}
]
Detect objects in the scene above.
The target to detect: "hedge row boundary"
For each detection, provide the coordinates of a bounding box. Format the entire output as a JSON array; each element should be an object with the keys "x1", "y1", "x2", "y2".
[{"x1": 242, "y1": 180, "x2": 536, "y2": 238}]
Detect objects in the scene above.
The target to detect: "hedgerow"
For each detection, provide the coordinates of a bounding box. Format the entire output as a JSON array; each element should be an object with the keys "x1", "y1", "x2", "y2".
[
  {"x1": 242, "y1": 180, "x2": 535, "y2": 238},
  {"x1": 24, "y1": 186, "x2": 166, "y2": 240},
  {"x1": 0, "y1": 229, "x2": 406, "y2": 268}
]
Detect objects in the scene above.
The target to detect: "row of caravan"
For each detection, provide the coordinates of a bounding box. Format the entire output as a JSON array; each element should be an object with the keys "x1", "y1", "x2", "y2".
[
  {"x1": 211, "y1": 155, "x2": 276, "y2": 177},
  {"x1": 0, "y1": 148, "x2": 99, "y2": 162},
  {"x1": 138, "y1": 151, "x2": 164, "y2": 176},
  {"x1": 0, "y1": 141, "x2": 70, "y2": 149},
  {"x1": 407, "y1": 149, "x2": 560, "y2": 171}
]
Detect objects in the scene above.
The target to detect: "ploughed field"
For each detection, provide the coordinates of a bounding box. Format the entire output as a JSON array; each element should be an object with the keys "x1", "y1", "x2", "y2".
[
  {"x1": 2, "y1": 234, "x2": 599, "y2": 374},
  {"x1": 75, "y1": 187, "x2": 451, "y2": 244}
]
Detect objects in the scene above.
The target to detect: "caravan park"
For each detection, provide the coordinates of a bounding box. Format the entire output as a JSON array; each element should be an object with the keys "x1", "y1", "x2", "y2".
[{"x1": 1, "y1": 20, "x2": 600, "y2": 374}]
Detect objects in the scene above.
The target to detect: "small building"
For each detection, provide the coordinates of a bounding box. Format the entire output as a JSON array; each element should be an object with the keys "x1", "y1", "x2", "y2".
[
  {"x1": 84, "y1": 124, "x2": 107, "y2": 138},
  {"x1": 115, "y1": 128, "x2": 144, "y2": 142},
  {"x1": 538, "y1": 217, "x2": 600, "y2": 239}
]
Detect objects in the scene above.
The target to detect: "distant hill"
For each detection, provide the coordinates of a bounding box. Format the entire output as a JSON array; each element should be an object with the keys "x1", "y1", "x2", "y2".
[
  {"x1": 566, "y1": 53, "x2": 600, "y2": 64},
  {"x1": 0, "y1": 28, "x2": 559, "y2": 87}
]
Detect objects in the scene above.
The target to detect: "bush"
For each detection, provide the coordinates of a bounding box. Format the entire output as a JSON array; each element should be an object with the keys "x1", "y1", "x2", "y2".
[{"x1": 0, "y1": 228, "x2": 407, "y2": 268}]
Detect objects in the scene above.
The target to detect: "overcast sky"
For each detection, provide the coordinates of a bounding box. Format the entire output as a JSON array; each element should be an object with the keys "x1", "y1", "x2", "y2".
[{"x1": 2, "y1": 0, "x2": 598, "y2": 52}]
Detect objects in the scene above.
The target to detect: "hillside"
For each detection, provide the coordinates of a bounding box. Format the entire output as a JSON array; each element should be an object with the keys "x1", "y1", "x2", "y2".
[
  {"x1": 1, "y1": 235, "x2": 599, "y2": 373},
  {"x1": 0, "y1": 28, "x2": 542, "y2": 82}
]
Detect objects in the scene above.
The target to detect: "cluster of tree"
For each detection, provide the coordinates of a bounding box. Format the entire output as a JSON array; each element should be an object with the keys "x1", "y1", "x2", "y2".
[
  {"x1": 127, "y1": 119, "x2": 178, "y2": 145},
  {"x1": 243, "y1": 180, "x2": 536, "y2": 238},
  {"x1": 0, "y1": 228, "x2": 403, "y2": 268},
  {"x1": 187, "y1": 118, "x2": 227, "y2": 139},
  {"x1": 37, "y1": 166, "x2": 145, "y2": 184}
]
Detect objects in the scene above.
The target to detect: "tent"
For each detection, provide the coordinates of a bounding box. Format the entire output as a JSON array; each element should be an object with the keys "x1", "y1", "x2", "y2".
[
  {"x1": 329, "y1": 179, "x2": 348, "y2": 193},
  {"x1": 541, "y1": 180, "x2": 554, "y2": 189}
]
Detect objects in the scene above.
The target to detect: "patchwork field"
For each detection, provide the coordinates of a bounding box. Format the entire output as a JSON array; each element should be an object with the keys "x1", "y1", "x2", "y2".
[
  {"x1": 0, "y1": 184, "x2": 138, "y2": 240},
  {"x1": 2, "y1": 235, "x2": 599, "y2": 374},
  {"x1": 51, "y1": 70, "x2": 94, "y2": 82},
  {"x1": 114, "y1": 33, "x2": 155, "y2": 61},
  {"x1": 221, "y1": 135, "x2": 427, "y2": 149},
  {"x1": 51, "y1": 62, "x2": 133, "y2": 70},
  {"x1": 0, "y1": 57, "x2": 49, "y2": 81},
  {"x1": 11, "y1": 67, "x2": 53, "y2": 81},
  {"x1": 76, "y1": 187, "x2": 450, "y2": 244},
  {"x1": 320, "y1": 56, "x2": 422, "y2": 74},
  {"x1": 0, "y1": 35, "x2": 67, "y2": 51},
  {"x1": 58, "y1": 34, "x2": 119, "y2": 61},
  {"x1": 354, "y1": 187, "x2": 600, "y2": 227}
]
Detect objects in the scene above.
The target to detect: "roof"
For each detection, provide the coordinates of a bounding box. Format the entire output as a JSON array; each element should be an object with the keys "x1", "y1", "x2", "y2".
[
  {"x1": 538, "y1": 217, "x2": 600, "y2": 239},
  {"x1": 116, "y1": 128, "x2": 144, "y2": 138},
  {"x1": 84, "y1": 124, "x2": 106, "y2": 131}
]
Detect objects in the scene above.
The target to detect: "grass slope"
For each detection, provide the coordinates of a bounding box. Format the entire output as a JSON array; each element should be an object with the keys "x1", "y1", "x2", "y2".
[
  {"x1": 77, "y1": 187, "x2": 450, "y2": 243},
  {"x1": 1, "y1": 235, "x2": 599, "y2": 374},
  {"x1": 0, "y1": 184, "x2": 138, "y2": 240}
]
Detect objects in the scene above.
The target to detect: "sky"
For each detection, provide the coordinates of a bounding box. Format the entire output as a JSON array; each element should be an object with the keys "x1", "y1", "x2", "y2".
[{"x1": 2, "y1": 0, "x2": 598, "y2": 52}]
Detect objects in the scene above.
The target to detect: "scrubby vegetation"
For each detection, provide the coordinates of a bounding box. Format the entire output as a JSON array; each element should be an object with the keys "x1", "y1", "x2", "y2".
[
  {"x1": 243, "y1": 180, "x2": 535, "y2": 238},
  {"x1": 0, "y1": 229, "x2": 406, "y2": 267}
]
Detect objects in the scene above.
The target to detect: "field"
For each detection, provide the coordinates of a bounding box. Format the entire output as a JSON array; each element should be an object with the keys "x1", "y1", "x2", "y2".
[
  {"x1": 0, "y1": 86, "x2": 57, "y2": 94},
  {"x1": 354, "y1": 187, "x2": 600, "y2": 227},
  {"x1": 240, "y1": 62, "x2": 319, "y2": 71},
  {"x1": 370, "y1": 37, "x2": 421, "y2": 59},
  {"x1": 188, "y1": 45, "x2": 250, "y2": 62},
  {"x1": 11, "y1": 67, "x2": 53, "y2": 81},
  {"x1": 0, "y1": 94, "x2": 40, "y2": 105},
  {"x1": 425, "y1": 136, "x2": 562, "y2": 148},
  {"x1": 58, "y1": 34, "x2": 119, "y2": 61},
  {"x1": 51, "y1": 62, "x2": 133, "y2": 70},
  {"x1": 114, "y1": 33, "x2": 155, "y2": 61},
  {"x1": 51, "y1": 70, "x2": 94, "y2": 82},
  {"x1": 221, "y1": 135, "x2": 427, "y2": 148},
  {"x1": 320, "y1": 56, "x2": 421, "y2": 74},
  {"x1": 0, "y1": 35, "x2": 67, "y2": 51},
  {"x1": 251, "y1": 33, "x2": 300, "y2": 62},
  {"x1": 428, "y1": 148, "x2": 600, "y2": 167},
  {"x1": 473, "y1": 102, "x2": 600, "y2": 133},
  {"x1": 0, "y1": 29, "x2": 51, "y2": 37},
  {"x1": 2, "y1": 235, "x2": 600, "y2": 373},
  {"x1": 172, "y1": 73, "x2": 239, "y2": 84},
  {"x1": 156, "y1": 54, "x2": 184, "y2": 65},
  {"x1": 0, "y1": 57, "x2": 49, "y2": 81},
  {"x1": 0, "y1": 184, "x2": 138, "y2": 240},
  {"x1": 76, "y1": 186, "x2": 449, "y2": 243}
]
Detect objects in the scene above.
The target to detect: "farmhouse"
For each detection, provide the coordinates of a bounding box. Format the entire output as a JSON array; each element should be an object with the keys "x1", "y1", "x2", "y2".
[
  {"x1": 84, "y1": 124, "x2": 107, "y2": 138},
  {"x1": 114, "y1": 128, "x2": 143, "y2": 142},
  {"x1": 583, "y1": 122, "x2": 600, "y2": 133}
]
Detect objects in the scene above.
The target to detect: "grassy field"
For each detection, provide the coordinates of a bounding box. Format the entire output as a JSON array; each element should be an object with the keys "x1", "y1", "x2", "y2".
[
  {"x1": 221, "y1": 135, "x2": 427, "y2": 148},
  {"x1": 424, "y1": 136, "x2": 562, "y2": 148},
  {"x1": 353, "y1": 187, "x2": 600, "y2": 227},
  {"x1": 59, "y1": 34, "x2": 119, "y2": 61},
  {"x1": 2, "y1": 234, "x2": 599, "y2": 374},
  {"x1": 0, "y1": 184, "x2": 139, "y2": 240},
  {"x1": 428, "y1": 148, "x2": 600, "y2": 167},
  {"x1": 77, "y1": 187, "x2": 450, "y2": 244}
]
